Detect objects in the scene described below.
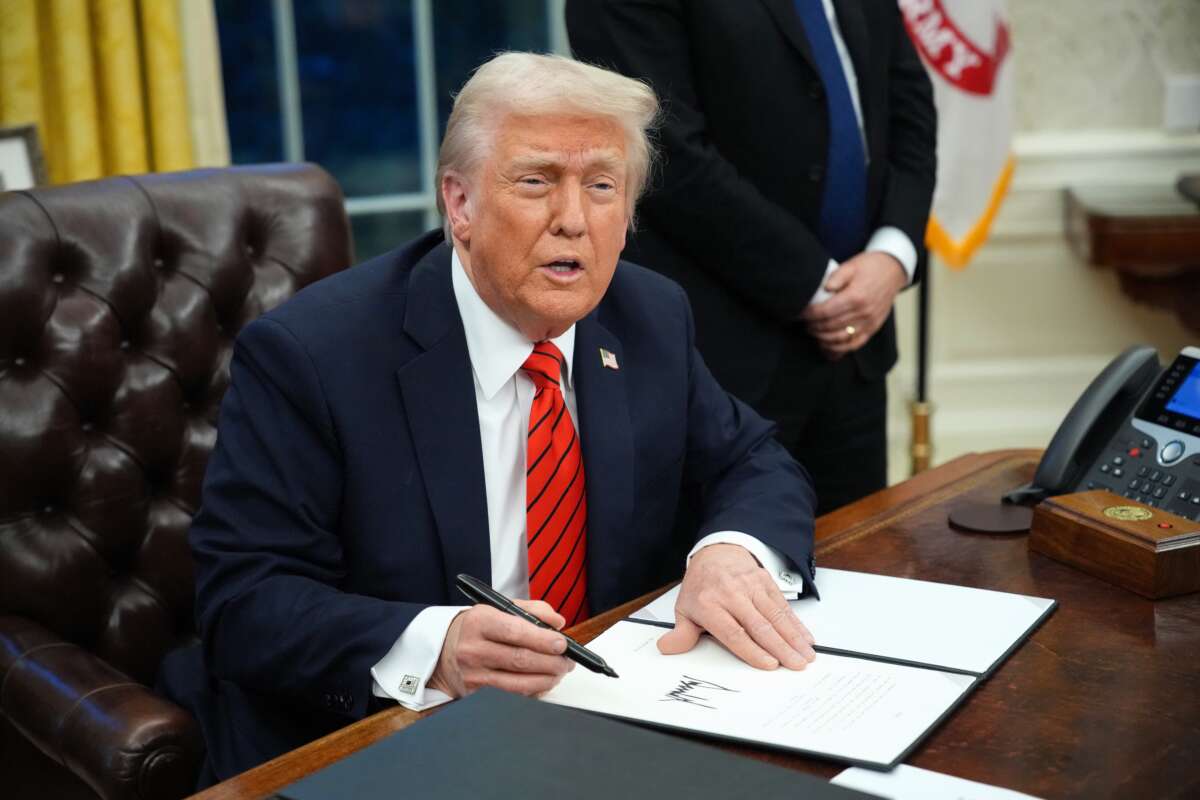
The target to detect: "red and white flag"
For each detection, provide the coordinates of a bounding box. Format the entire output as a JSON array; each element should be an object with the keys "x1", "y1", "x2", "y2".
[{"x1": 900, "y1": 0, "x2": 1014, "y2": 268}]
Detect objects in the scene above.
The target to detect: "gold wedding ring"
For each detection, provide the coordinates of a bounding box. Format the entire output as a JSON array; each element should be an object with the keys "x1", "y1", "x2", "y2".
[{"x1": 844, "y1": 325, "x2": 856, "y2": 338}]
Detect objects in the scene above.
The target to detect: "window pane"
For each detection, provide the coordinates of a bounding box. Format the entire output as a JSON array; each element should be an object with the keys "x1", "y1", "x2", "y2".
[
  {"x1": 294, "y1": 1, "x2": 421, "y2": 196},
  {"x1": 350, "y1": 211, "x2": 430, "y2": 262},
  {"x1": 433, "y1": 0, "x2": 550, "y2": 136},
  {"x1": 215, "y1": 0, "x2": 283, "y2": 164}
]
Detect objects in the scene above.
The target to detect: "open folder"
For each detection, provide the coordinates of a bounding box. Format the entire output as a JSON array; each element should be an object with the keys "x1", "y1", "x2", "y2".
[
  {"x1": 631, "y1": 569, "x2": 1057, "y2": 676},
  {"x1": 541, "y1": 570, "x2": 1056, "y2": 769}
]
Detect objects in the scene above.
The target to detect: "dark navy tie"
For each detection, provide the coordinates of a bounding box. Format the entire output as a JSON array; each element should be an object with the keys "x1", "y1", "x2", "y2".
[{"x1": 793, "y1": 0, "x2": 867, "y2": 261}]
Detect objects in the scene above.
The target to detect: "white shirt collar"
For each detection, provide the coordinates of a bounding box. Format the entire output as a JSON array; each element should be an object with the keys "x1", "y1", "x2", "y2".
[{"x1": 450, "y1": 247, "x2": 575, "y2": 400}]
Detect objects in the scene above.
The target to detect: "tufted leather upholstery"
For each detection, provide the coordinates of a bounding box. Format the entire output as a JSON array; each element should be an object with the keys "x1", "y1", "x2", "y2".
[{"x1": 0, "y1": 164, "x2": 354, "y2": 799}]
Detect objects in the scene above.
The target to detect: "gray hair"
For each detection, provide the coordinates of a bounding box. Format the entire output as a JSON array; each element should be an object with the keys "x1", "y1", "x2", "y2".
[{"x1": 436, "y1": 52, "x2": 659, "y2": 239}]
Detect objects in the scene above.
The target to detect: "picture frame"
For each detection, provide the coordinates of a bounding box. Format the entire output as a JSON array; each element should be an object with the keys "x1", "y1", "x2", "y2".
[{"x1": 0, "y1": 124, "x2": 48, "y2": 191}]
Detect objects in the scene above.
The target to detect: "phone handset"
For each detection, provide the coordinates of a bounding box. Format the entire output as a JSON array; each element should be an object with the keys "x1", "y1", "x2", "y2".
[{"x1": 1004, "y1": 346, "x2": 1161, "y2": 506}]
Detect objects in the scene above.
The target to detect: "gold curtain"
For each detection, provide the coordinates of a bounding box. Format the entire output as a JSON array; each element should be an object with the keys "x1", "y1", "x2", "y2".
[
  {"x1": 179, "y1": 0, "x2": 230, "y2": 168},
  {"x1": 0, "y1": 0, "x2": 225, "y2": 184}
]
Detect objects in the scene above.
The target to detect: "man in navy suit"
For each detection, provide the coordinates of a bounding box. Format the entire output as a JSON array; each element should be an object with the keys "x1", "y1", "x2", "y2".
[{"x1": 170, "y1": 52, "x2": 819, "y2": 784}]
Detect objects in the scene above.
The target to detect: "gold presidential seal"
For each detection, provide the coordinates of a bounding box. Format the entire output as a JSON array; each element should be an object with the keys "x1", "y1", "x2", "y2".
[{"x1": 1103, "y1": 505, "x2": 1153, "y2": 522}]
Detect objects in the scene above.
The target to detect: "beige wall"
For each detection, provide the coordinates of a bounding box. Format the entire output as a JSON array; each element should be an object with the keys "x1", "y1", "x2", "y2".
[
  {"x1": 885, "y1": 0, "x2": 1200, "y2": 484},
  {"x1": 1011, "y1": 0, "x2": 1200, "y2": 131}
]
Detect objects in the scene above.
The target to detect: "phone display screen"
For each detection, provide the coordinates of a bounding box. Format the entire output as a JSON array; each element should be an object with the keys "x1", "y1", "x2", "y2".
[
  {"x1": 1166, "y1": 363, "x2": 1200, "y2": 421},
  {"x1": 1137, "y1": 352, "x2": 1200, "y2": 435}
]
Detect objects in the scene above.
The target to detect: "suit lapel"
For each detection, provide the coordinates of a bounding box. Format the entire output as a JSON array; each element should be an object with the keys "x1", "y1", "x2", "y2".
[
  {"x1": 758, "y1": 0, "x2": 816, "y2": 71},
  {"x1": 396, "y1": 244, "x2": 492, "y2": 597},
  {"x1": 573, "y1": 312, "x2": 633, "y2": 610}
]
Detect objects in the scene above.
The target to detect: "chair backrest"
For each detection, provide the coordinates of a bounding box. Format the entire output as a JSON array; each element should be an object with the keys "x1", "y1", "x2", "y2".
[{"x1": 0, "y1": 164, "x2": 354, "y2": 685}]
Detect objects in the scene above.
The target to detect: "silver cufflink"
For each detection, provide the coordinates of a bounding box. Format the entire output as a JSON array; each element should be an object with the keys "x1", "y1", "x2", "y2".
[
  {"x1": 779, "y1": 570, "x2": 794, "y2": 584},
  {"x1": 400, "y1": 674, "x2": 420, "y2": 695}
]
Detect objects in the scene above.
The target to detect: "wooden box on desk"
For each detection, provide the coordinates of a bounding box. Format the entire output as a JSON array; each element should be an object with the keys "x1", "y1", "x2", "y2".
[{"x1": 1030, "y1": 490, "x2": 1200, "y2": 599}]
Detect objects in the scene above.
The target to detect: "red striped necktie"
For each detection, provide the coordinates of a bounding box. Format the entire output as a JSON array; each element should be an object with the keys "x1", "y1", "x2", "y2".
[{"x1": 522, "y1": 341, "x2": 589, "y2": 625}]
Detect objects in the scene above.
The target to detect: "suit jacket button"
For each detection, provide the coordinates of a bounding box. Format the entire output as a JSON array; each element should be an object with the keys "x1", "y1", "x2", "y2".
[{"x1": 808, "y1": 164, "x2": 824, "y2": 183}]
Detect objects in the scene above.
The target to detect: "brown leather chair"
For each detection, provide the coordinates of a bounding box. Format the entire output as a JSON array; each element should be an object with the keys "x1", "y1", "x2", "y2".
[{"x1": 0, "y1": 164, "x2": 354, "y2": 799}]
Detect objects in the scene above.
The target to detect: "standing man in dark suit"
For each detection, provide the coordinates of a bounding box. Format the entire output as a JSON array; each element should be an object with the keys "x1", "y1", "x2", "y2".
[
  {"x1": 567, "y1": 0, "x2": 937, "y2": 511},
  {"x1": 167, "y1": 52, "x2": 820, "y2": 785}
]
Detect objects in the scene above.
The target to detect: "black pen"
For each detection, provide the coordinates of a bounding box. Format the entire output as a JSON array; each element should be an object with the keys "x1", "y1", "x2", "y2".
[{"x1": 456, "y1": 573, "x2": 619, "y2": 679}]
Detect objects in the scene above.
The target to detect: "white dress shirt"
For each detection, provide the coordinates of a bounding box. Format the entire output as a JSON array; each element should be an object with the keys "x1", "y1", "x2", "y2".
[
  {"x1": 807, "y1": 0, "x2": 916, "y2": 307},
  {"x1": 370, "y1": 249, "x2": 800, "y2": 710}
]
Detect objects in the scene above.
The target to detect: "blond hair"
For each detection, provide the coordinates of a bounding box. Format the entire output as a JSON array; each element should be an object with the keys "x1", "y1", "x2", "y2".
[{"x1": 437, "y1": 52, "x2": 659, "y2": 237}]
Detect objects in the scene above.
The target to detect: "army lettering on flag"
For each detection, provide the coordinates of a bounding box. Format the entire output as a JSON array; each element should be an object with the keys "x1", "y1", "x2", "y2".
[{"x1": 900, "y1": 0, "x2": 1014, "y2": 269}]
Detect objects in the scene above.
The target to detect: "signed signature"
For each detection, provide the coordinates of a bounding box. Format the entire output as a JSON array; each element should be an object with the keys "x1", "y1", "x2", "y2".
[{"x1": 660, "y1": 675, "x2": 739, "y2": 709}]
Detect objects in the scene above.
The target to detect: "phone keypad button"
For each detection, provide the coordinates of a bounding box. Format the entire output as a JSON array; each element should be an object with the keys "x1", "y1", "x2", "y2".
[
  {"x1": 1113, "y1": 456, "x2": 1125, "y2": 466},
  {"x1": 1163, "y1": 474, "x2": 1176, "y2": 487},
  {"x1": 1112, "y1": 468, "x2": 1124, "y2": 477},
  {"x1": 1138, "y1": 466, "x2": 1149, "y2": 477},
  {"x1": 1153, "y1": 487, "x2": 1167, "y2": 499},
  {"x1": 1150, "y1": 470, "x2": 1163, "y2": 482},
  {"x1": 1100, "y1": 464, "x2": 1111, "y2": 474}
]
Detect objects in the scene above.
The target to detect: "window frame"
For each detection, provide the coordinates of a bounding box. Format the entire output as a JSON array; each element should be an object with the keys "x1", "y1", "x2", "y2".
[{"x1": 267, "y1": 0, "x2": 571, "y2": 239}]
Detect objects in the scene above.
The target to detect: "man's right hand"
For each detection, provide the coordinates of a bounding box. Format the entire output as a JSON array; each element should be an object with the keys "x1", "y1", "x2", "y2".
[{"x1": 427, "y1": 599, "x2": 575, "y2": 698}]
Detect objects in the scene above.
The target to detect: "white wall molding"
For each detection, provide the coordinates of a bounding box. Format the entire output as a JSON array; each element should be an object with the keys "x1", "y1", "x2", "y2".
[
  {"x1": 1014, "y1": 129, "x2": 1200, "y2": 163},
  {"x1": 985, "y1": 129, "x2": 1200, "y2": 243}
]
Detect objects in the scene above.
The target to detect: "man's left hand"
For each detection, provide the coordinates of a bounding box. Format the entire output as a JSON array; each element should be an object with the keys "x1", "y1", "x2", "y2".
[
  {"x1": 657, "y1": 544, "x2": 815, "y2": 669},
  {"x1": 801, "y1": 251, "x2": 908, "y2": 360}
]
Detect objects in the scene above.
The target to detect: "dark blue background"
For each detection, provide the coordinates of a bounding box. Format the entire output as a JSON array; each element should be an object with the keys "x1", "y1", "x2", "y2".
[{"x1": 215, "y1": 0, "x2": 550, "y2": 258}]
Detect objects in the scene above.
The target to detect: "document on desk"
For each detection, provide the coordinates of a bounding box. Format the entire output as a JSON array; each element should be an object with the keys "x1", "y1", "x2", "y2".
[
  {"x1": 541, "y1": 620, "x2": 976, "y2": 768},
  {"x1": 631, "y1": 568, "x2": 1056, "y2": 676},
  {"x1": 832, "y1": 765, "x2": 1044, "y2": 799}
]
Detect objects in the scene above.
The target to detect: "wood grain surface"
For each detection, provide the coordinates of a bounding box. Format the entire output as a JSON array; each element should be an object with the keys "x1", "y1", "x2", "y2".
[
  {"x1": 1031, "y1": 489, "x2": 1200, "y2": 599},
  {"x1": 192, "y1": 450, "x2": 1200, "y2": 800}
]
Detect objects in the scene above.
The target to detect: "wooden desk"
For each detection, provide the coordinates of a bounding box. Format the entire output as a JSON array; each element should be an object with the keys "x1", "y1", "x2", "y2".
[{"x1": 193, "y1": 451, "x2": 1200, "y2": 800}]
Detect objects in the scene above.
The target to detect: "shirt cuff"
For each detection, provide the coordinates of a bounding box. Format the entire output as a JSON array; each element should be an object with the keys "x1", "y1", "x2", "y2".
[
  {"x1": 865, "y1": 226, "x2": 917, "y2": 285},
  {"x1": 807, "y1": 258, "x2": 841, "y2": 307},
  {"x1": 370, "y1": 605, "x2": 466, "y2": 711},
  {"x1": 688, "y1": 531, "x2": 804, "y2": 598}
]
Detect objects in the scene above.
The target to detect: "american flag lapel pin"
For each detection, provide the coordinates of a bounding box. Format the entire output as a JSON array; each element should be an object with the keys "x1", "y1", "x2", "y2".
[{"x1": 599, "y1": 348, "x2": 619, "y2": 370}]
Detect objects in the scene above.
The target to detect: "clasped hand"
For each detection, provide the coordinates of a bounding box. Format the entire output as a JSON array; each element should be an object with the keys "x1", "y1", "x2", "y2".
[{"x1": 802, "y1": 251, "x2": 908, "y2": 360}]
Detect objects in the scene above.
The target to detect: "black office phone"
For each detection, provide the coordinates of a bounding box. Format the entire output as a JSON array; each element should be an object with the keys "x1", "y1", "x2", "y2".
[{"x1": 1006, "y1": 345, "x2": 1200, "y2": 522}]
